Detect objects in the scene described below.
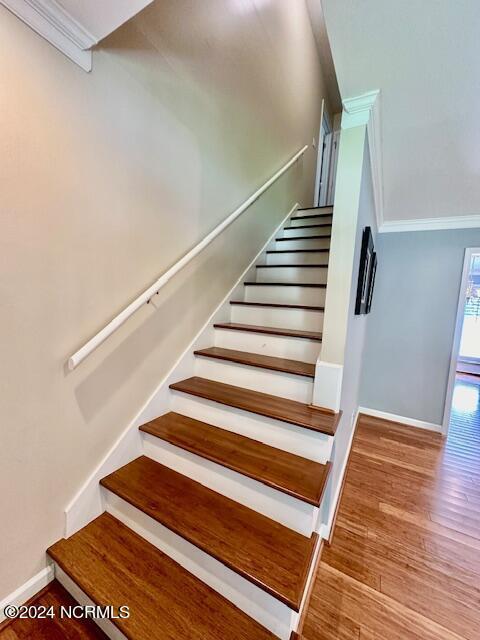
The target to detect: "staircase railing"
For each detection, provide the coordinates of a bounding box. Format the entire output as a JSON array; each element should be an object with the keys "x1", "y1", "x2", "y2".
[{"x1": 68, "y1": 145, "x2": 308, "y2": 370}]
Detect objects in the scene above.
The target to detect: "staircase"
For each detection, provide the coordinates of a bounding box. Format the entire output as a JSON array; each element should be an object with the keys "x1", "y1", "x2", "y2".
[{"x1": 47, "y1": 205, "x2": 340, "y2": 640}]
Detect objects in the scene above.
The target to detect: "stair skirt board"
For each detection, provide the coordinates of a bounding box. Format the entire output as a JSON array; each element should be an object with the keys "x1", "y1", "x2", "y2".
[
  {"x1": 230, "y1": 305, "x2": 324, "y2": 332},
  {"x1": 169, "y1": 392, "x2": 334, "y2": 463},
  {"x1": 272, "y1": 238, "x2": 330, "y2": 251},
  {"x1": 103, "y1": 488, "x2": 298, "y2": 639},
  {"x1": 54, "y1": 566, "x2": 127, "y2": 640},
  {"x1": 142, "y1": 433, "x2": 318, "y2": 535},
  {"x1": 213, "y1": 327, "x2": 321, "y2": 364},
  {"x1": 194, "y1": 356, "x2": 314, "y2": 403},
  {"x1": 256, "y1": 266, "x2": 328, "y2": 284},
  {"x1": 63, "y1": 203, "x2": 301, "y2": 537},
  {"x1": 266, "y1": 251, "x2": 329, "y2": 266}
]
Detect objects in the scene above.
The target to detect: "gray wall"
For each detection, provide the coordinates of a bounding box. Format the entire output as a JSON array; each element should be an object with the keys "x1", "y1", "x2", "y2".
[{"x1": 360, "y1": 228, "x2": 480, "y2": 425}]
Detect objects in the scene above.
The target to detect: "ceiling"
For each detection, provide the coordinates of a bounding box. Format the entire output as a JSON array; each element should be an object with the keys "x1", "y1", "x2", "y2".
[{"x1": 322, "y1": 0, "x2": 480, "y2": 223}]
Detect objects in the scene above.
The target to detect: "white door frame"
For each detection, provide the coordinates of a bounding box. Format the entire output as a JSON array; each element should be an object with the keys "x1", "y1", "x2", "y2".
[
  {"x1": 442, "y1": 247, "x2": 480, "y2": 434},
  {"x1": 313, "y1": 101, "x2": 332, "y2": 207}
]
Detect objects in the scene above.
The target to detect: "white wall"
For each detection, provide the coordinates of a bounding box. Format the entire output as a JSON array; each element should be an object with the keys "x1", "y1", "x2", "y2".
[
  {"x1": 318, "y1": 132, "x2": 377, "y2": 531},
  {"x1": 0, "y1": 0, "x2": 334, "y2": 600}
]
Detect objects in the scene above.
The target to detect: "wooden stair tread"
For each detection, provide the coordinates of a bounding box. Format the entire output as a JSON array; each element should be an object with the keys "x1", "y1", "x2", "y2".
[
  {"x1": 213, "y1": 322, "x2": 323, "y2": 341},
  {"x1": 276, "y1": 235, "x2": 330, "y2": 241},
  {"x1": 194, "y1": 346, "x2": 315, "y2": 377},
  {"x1": 256, "y1": 264, "x2": 328, "y2": 268},
  {"x1": 296, "y1": 206, "x2": 332, "y2": 211},
  {"x1": 169, "y1": 377, "x2": 339, "y2": 436},
  {"x1": 266, "y1": 249, "x2": 329, "y2": 254},
  {"x1": 140, "y1": 412, "x2": 330, "y2": 505},
  {"x1": 100, "y1": 457, "x2": 317, "y2": 610},
  {"x1": 48, "y1": 513, "x2": 277, "y2": 640},
  {"x1": 230, "y1": 301, "x2": 324, "y2": 310},
  {"x1": 291, "y1": 213, "x2": 332, "y2": 221},
  {"x1": 244, "y1": 282, "x2": 326, "y2": 288},
  {"x1": 283, "y1": 224, "x2": 331, "y2": 230}
]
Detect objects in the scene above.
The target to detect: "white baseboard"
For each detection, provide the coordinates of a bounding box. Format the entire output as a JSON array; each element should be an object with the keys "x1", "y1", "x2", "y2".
[
  {"x1": 359, "y1": 406, "x2": 443, "y2": 433},
  {"x1": 0, "y1": 565, "x2": 54, "y2": 623},
  {"x1": 64, "y1": 203, "x2": 300, "y2": 537},
  {"x1": 322, "y1": 408, "x2": 359, "y2": 541}
]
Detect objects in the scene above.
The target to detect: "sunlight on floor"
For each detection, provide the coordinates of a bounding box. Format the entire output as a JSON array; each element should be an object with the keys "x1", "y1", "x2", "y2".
[{"x1": 451, "y1": 382, "x2": 479, "y2": 414}]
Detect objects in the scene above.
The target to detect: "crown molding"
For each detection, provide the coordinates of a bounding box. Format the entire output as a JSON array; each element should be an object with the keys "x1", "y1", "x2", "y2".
[
  {"x1": 379, "y1": 214, "x2": 480, "y2": 233},
  {"x1": 341, "y1": 90, "x2": 384, "y2": 230},
  {"x1": 2, "y1": 0, "x2": 96, "y2": 71}
]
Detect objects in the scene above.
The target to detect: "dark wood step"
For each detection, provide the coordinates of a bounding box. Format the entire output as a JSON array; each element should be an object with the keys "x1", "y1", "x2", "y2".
[
  {"x1": 296, "y1": 206, "x2": 333, "y2": 211},
  {"x1": 140, "y1": 412, "x2": 330, "y2": 505},
  {"x1": 266, "y1": 249, "x2": 329, "y2": 254},
  {"x1": 256, "y1": 264, "x2": 328, "y2": 268},
  {"x1": 231, "y1": 301, "x2": 324, "y2": 311},
  {"x1": 100, "y1": 457, "x2": 318, "y2": 611},
  {"x1": 244, "y1": 282, "x2": 326, "y2": 288},
  {"x1": 276, "y1": 235, "x2": 331, "y2": 242},
  {"x1": 284, "y1": 224, "x2": 332, "y2": 230},
  {"x1": 291, "y1": 213, "x2": 332, "y2": 221},
  {"x1": 48, "y1": 513, "x2": 277, "y2": 640},
  {"x1": 169, "y1": 377, "x2": 339, "y2": 436},
  {"x1": 194, "y1": 346, "x2": 315, "y2": 377},
  {"x1": 213, "y1": 322, "x2": 322, "y2": 341}
]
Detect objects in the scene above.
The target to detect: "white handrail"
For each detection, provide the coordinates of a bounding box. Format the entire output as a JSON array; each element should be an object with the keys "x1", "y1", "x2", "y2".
[{"x1": 68, "y1": 145, "x2": 308, "y2": 370}]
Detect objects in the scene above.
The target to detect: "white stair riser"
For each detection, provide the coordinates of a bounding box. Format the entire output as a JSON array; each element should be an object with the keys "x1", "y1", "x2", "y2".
[
  {"x1": 169, "y1": 391, "x2": 333, "y2": 463},
  {"x1": 266, "y1": 251, "x2": 329, "y2": 266},
  {"x1": 256, "y1": 266, "x2": 328, "y2": 284},
  {"x1": 104, "y1": 490, "x2": 295, "y2": 640},
  {"x1": 231, "y1": 305, "x2": 324, "y2": 332},
  {"x1": 274, "y1": 238, "x2": 330, "y2": 251},
  {"x1": 214, "y1": 328, "x2": 321, "y2": 363},
  {"x1": 282, "y1": 227, "x2": 331, "y2": 239},
  {"x1": 295, "y1": 207, "x2": 333, "y2": 217},
  {"x1": 142, "y1": 434, "x2": 317, "y2": 536},
  {"x1": 289, "y1": 215, "x2": 332, "y2": 227},
  {"x1": 244, "y1": 285, "x2": 326, "y2": 307},
  {"x1": 54, "y1": 566, "x2": 127, "y2": 640},
  {"x1": 194, "y1": 356, "x2": 313, "y2": 403}
]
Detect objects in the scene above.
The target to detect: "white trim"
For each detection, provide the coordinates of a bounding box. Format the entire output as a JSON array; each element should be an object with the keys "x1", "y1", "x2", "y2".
[
  {"x1": 68, "y1": 146, "x2": 308, "y2": 370},
  {"x1": 312, "y1": 361, "x2": 343, "y2": 412},
  {"x1": 342, "y1": 90, "x2": 384, "y2": 230},
  {"x1": 379, "y1": 215, "x2": 480, "y2": 233},
  {"x1": 313, "y1": 100, "x2": 326, "y2": 208},
  {"x1": 322, "y1": 408, "x2": 359, "y2": 541},
  {"x1": 442, "y1": 247, "x2": 480, "y2": 434},
  {"x1": 359, "y1": 406, "x2": 442, "y2": 433},
  {"x1": 65, "y1": 204, "x2": 301, "y2": 536},
  {"x1": 0, "y1": 565, "x2": 54, "y2": 623},
  {"x1": 1, "y1": 0, "x2": 95, "y2": 71}
]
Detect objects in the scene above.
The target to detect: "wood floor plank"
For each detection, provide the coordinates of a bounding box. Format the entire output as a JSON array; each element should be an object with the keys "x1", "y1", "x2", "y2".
[
  {"x1": 48, "y1": 514, "x2": 277, "y2": 640},
  {"x1": 140, "y1": 412, "x2": 330, "y2": 505},
  {"x1": 300, "y1": 376, "x2": 480, "y2": 640},
  {"x1": 169, "y1": 377, "x2": 339, "y2": 435},
  {"x1": 100, "y1": 456, "x2": 318, "y2": 610},
  {"x1": 0, "y1": 581, "x2": 108, "y2": 639}
]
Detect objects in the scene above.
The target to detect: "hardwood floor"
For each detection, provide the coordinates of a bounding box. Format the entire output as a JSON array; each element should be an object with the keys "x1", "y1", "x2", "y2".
[
  {"x1": 0, "y1": 581, "x2": 108, "y2": 639},
  {"x1": 301, "y1": 376, "x2": 480, "y2": 639}
]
